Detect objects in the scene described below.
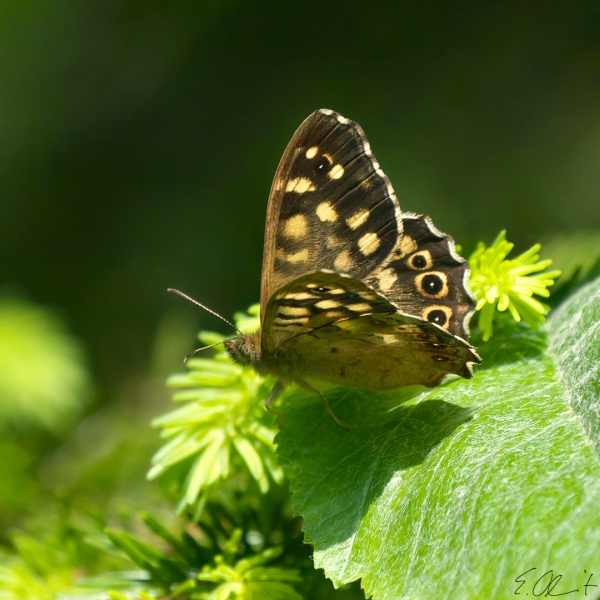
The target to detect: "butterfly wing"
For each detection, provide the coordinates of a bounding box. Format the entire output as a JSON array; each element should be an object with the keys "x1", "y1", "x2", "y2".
[
  {"x1": 261, "y1": 271, "x2": 480, "y2": 387},
  {"x1": 262, "y1": 271, "x2": 395, "y2": 352},
  {"x1": 368, "y1": 213, "x2": 476, "y2": 339},
  {"x1": 260, "y1": 109, "x2": 402, "y2": 321}
]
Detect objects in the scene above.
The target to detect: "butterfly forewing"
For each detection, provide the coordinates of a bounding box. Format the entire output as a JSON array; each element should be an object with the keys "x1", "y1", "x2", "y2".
[{"x1": 260, "y1": 109, "x2": 402, "y2": 321}]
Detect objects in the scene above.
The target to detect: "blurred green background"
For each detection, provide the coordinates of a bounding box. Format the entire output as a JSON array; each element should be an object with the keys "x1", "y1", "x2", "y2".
[{"x1": 1, "y1": 0, "x2": 600, "y2": 562}]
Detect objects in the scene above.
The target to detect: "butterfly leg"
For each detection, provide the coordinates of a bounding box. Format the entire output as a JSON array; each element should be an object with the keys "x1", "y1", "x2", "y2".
[
  {"x1": 298, "y1": 380, "x2": 349, "y2": 431},
  {"x1": 265, "y1": 380, "x2": 286, "y2": 420}
]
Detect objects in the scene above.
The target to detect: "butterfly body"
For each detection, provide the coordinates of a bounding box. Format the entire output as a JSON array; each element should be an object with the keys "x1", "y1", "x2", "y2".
[{"x1": 225, "y1": 109, "x2": 481, "y2": 415}]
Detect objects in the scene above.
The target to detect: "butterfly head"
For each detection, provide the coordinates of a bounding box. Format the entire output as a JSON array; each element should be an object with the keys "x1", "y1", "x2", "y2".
[{"x1": 224, "y1": 331, "x2": 262, "y2": 367}]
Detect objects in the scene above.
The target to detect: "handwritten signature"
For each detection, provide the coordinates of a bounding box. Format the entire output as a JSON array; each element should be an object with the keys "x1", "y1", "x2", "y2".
[{"x1": 515, "y1": 568, "x2": 597, "y2": 596}]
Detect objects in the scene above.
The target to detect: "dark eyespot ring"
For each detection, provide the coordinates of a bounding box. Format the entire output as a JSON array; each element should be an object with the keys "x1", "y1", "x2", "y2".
[
  {"x1": 316, "y1": 286, "x2": 330, "y2": 293},
  {"x1": 427, "y1": 309, "x2": 448, "y2": 326},
  {"x1": 408, "y1": 250, "x2": 433, "y2": 270},
  {"x1": 416, "y1": 271, "x2": 448, "y2": 298},
  {"x1": 412, "y1": 254, "x2": 427, "y2": 269},
  {"x1": 421, "y1": 274, "x2": 444, "y2": 295}
]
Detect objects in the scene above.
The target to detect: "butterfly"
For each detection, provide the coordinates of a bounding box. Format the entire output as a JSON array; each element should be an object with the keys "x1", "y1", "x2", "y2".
[{"x1": 222, "y1": 109, "x2": 481, "y2": 426}]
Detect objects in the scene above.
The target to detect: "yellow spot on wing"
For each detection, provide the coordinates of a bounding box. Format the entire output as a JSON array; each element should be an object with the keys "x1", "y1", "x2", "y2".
[
  {"x1": 334, "y1": 320, "x2": 354, "y2": 329},
  {"x1": 346, "y1": 208, "x2": 370, "y2": 230},
  {"x1": 306, "y1": 146, "x2": 318, "y2": 159},
  {"x1": 325, "y1": 310, "x2": 346, "y2": 318},
  {"x1": 329, "y1": 164, "x2": 344, "y2": 179},
  {"x1": 316, "y1": 201, "x2": 338, "y2": 222},
  {"x1": 379, "y1": 334, "x2": 398, "y2": 344},
  {"x1": 358, "y1": 232, "x2": 381, "y2": 256},
  {"x1": 346, "y1": 302, "x2": 372, "y2": 312},
  {"x1": 326, "y1": 235, "x2": 342, "y2": 249},
  {"x1": 279, "y1": 306, "x2": 310, "y2": 316},
  {"x1": 315, "y1": 299, "x2": 342, "y2": 309},
  {"x1": 284, "y1": 292, "x2": 315, "y2": 301},
  {"x1": 334, "y1": 249, "x2": 352, "y2": 271},
  {"x1": 359, "y1": 292, "x2": 379, "y2": 301},
  {"x1": 376, "y1": 268, "x2": 398, "y2": 292},
  {"x1": 286, "y1": 177, "x2": 317, "y2": 193},
  {"x1": 274, "y1": 317, "x2": 306, "y2": 325},
  {"x1": 283, "y1": 214, "x2": 308, "y2": 239},
  {"x1": 395, "y1": 235, "x2": 417, "y2": 258},
  {"x1": 362, "y1": 179, "x2": 373, "y2": 191},
  {"x1": 285, "y1": 248, "x2": 309, "y2": 263}
]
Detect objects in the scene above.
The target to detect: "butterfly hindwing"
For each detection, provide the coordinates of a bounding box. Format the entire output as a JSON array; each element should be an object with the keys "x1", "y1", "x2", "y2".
[
  {"x1": 260, "y1": 109, "x2": 402, "y2": 320},
  {"x1": 261, "y1": 271, "x2": 479, "y2": 389},
  {"x1": 262, "y1": 271, "x2": 395, "y2": 353},
  {"x1": 368, "y1": 213, "x2": 476, "y2": 339}
]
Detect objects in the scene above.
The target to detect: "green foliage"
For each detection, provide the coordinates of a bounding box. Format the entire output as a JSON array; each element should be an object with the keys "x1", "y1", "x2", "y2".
[
  {"x1": 99, "y1": 516, "x2": 302, "y2": 599},
  {"x1": 149, "y1": 305, "x2": 284, "y2": 516},
  {"x1": 276, "y1": 276, "x2": 600, "y2": 599},
  {"x1": 548, "y1": 278, "x2": 600, "y2": 457},
  {"x1": 0, "y1": 294, "x2": 95, "y2": 537},
  {"x1": 1, "y1": 509, "x2": 305, "y2": 600},
  {"x1": 469, "y1": 231, "x2": 561, "y2": 340},
  {"x1": 196, "y1": 533, "x2": 302, "y2": 600},
  {"x1": 0, "y1": 512, "x2": 126, "y2": 600},
  {"x1": 0, "y1": 294, "x2": 90, "y2": 432}
]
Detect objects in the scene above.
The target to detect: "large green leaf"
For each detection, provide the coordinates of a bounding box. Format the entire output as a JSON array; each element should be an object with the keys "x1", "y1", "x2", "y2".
[{"x1": 276, "y1": 278, "x2": 600, "y2": 600}]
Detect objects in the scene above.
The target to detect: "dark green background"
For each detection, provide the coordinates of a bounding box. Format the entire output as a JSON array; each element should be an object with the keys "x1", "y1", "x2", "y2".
[{"x1": 2, "y1": 0, "x2": 600, "y2": 393}]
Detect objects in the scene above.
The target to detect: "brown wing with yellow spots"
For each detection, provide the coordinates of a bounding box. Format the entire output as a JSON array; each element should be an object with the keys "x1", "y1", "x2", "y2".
[
  {"x1": 368, "y1": 213, "x2": 476, "y2": 340},
  {"x1": 260, "y1": 271, "x2": 480, "y2": 386},
  {"x1": 259, "y1": 109, "x2": 402, "y2": 322}
]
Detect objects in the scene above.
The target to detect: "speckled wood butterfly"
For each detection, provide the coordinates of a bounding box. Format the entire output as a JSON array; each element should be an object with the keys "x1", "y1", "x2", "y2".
[{"x1": 211, "y1": 109, "x2": 480, "y2": 425}]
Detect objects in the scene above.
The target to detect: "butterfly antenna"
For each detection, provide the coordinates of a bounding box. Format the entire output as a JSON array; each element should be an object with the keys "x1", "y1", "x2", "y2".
[
  {"x1": 167, "y1": 288, "x2": 243, "y2": 336},
  {"x1": 183, "y1": 338, "x2": 237, "y2": 363}
]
